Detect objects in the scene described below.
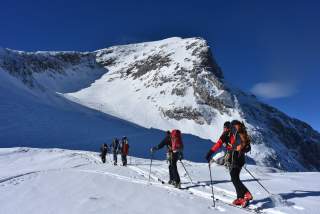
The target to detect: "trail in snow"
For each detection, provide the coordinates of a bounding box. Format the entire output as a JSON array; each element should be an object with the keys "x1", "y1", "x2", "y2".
[{"x1": 1, "y1": 148, "x2": 319, "y2": 214}]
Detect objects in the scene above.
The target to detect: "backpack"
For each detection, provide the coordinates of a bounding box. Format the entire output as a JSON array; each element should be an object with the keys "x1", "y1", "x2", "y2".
[
  {"x1": 239, "y1": 122, "x2": 251, "y2": 153},
  {"x1": 171, "y1": 129, "x2": 183, "y2": 152},
  {"x1": 112, "y1": 139, "x2": 119, "y2": 152}
]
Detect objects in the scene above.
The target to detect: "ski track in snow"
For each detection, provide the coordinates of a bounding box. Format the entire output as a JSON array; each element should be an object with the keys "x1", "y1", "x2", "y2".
[
  {"x1": 80, "y1": 151, "x2": 282, "y2": 214},
  {"x1": 1, "y1": 148, "x2": 317, "y2": 214}
]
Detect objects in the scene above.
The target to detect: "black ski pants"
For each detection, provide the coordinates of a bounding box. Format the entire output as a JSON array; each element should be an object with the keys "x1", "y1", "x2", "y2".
[
  {"x1": 230, "y1": 167, "x2": 249, "y2": 198},
  {"x1": 101, "y1": 152, "x2": 107, "y2": 163},
  {"x1": 169, "y1": 152, "x2": 180, "y2": 184},
  {"x1": 113, "y1": 152, "x2": 117, "y2": 164},
  {"x1": 121, "y1": 154, "x2": 127, "y2": 166}
]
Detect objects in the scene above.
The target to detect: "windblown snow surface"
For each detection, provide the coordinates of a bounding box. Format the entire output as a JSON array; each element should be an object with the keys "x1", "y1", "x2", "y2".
[{"x1": 0, "y1": 148, "x2": 319, "y2": 214}]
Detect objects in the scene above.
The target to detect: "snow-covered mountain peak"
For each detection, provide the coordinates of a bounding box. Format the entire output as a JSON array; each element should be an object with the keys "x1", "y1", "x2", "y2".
[
  {"x1": 0, "y1": 37, "x2": 319, "y2": 172},
  {"x1": 96, "y1": 37, "x2": 223, "y2": 80},
  {"x1": 75, "y1": 37, "x2": 236, "y2": 140}
]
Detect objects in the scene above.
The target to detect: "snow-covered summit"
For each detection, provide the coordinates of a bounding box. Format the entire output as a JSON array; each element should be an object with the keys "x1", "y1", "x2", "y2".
[{"x1": 0, "y1": 37, "x2": 319, "y2": 171}]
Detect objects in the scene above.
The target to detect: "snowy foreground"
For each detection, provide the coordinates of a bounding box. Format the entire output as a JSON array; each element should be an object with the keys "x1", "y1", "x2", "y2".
[{"x1": 0, "y1": 148, "x2": 319, "y2": 214}]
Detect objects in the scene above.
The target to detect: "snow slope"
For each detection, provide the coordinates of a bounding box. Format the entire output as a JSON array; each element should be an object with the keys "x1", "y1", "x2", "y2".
[
  {"x1": 0, "y1": 66, "x2": 211, "y2": 161},
  {"x1": 0, "y1": 37, "x2": 319, "y2": 171},
  {"x1": 1, "y1": 148, "x2": 319, "y2": 214}
]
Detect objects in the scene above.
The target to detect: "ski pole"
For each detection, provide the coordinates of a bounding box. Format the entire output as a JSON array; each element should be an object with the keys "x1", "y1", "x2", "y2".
[
  {"x1": 208, "y1": 163, "x2": 216, "y2": 207},
  {"x1": 243, "y1": 166, "x2": 271, "y2": 195},
  {"x1": 148, "y1": 152, "x2": 154, "y2": 182},
  {"x1": 179, "y1": 160, "x2": 194, "y2": 184}
]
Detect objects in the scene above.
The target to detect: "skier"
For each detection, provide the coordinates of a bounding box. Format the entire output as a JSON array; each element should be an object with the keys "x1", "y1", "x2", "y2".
[
  {"x1": 120, "y1": 136, "x2": 130, "y2": 166},
  {"x1": 206, "y1": 120, "x2": 252, "y2": 208},
  {"x1": 100, "y1": 143, "x2": 109, "y2": 163},
  {"x1": 111, "y1": 138, "x2": 119, "y2": 165},
  {"x1": 151, "y1": 130, "x2": 183, "y2": 188}
]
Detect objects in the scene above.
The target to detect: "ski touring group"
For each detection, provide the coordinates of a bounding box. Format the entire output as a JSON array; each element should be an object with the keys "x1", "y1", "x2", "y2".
[
  {"x1": 99, "y1": 120, "x2": 255, "y2": 209},
  {"x1": 100, "y1": 136, "x2": 130, "y2": 166}
]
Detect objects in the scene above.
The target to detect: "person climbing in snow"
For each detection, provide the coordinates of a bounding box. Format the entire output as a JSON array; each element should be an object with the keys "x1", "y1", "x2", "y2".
[
  {"x1": 111, "y1": 138, "x2": 119, "y2": 166},
  {"x1": 100, "y1": 143, "x2": 109, "y2": 163},
  {"x1": 151, "y1": 131, "x2": 173, "y2": 184},
  {"x1": 205, "y1": 120, "x2": 253, "y2": 208},
  {"x1": 120, "y1": 136, "x2": 129, "y2": 166},
  {"x1": 151, "y1": 130, "x2": 183, "y2": 188}
]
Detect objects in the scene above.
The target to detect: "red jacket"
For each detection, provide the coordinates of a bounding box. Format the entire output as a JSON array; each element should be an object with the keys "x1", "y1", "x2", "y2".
[
  {"x1": 122, "y1": 143, "x2": 129, "y2": 155},
  {"x1": 210, "y1": 131, "x2": 238, "y2": 153}
]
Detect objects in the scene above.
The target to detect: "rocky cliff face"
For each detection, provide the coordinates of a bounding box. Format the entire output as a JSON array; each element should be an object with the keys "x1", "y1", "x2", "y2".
[{"x1": 0, "y1": 37, "x2": 319, "y2": 171}]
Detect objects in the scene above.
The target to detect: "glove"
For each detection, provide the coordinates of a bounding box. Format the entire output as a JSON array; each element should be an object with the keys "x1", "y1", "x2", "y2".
[{"x1": 205, "y1": 151, "x2": 213, "y2": 163}]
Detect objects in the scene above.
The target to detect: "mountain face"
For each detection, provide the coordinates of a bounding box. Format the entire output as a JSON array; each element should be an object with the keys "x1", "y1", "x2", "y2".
[{"x1": 0, "y1": 37, "x2": 319, "y2": 171}]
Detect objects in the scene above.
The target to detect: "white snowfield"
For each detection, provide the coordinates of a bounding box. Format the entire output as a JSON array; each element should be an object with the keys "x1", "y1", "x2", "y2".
[{"x1": 0, "y1": 148, "x2": 319, "y2": 214}]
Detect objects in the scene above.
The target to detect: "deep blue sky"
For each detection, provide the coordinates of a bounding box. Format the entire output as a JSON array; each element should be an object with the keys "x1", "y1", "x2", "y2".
[{"x1": 1, "y1": 0, "x2": 319, "y2": 131}]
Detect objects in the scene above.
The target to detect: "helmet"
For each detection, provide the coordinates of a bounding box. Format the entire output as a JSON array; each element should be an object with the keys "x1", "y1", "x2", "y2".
[
  {"x1": 231, "y1": 120, "x2": 241, "y2": 126},
  {"x1": 223, "y1": 121, "x2": 231, "y2": 129}
]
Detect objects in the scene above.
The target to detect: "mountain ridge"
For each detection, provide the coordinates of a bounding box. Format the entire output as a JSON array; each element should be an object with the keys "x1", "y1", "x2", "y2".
[{"x1": 0, "y1": 37, "x2": 319, "y2": 171}]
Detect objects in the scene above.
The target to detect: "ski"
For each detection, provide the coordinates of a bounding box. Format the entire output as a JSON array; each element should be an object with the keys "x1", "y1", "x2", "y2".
[
  {"x1": 214, "y1": 198, "x2": 262, "y2": 214},
  {"x1": 129, "y1": 165, "x2": 263, "y2": 213},
  {"x1": 154, "y1": 176, "x2": 263, "y2": 213}
]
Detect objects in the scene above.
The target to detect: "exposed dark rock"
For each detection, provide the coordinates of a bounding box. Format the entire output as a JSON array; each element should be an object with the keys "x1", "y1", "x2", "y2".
[
  {"x1": 56, "y1": 53, "x2": 83, "y2": 64},
  {"x1": 240, "y1": 96, "x2": 320, "y2": 171},
  {"x1": 126, "y1": 53, "x2": 171, "y2": 79},
  {"x1": 98, "y1": 57, "x2": 117, "y2": 67},
  {"x1": 268, "y1": 116, "x2": 320, "y2": 171},
  {"x1": 186, "y1": 41, "x2": 199, "y2": 50},
  {"x1": 171, "y1": 86, "x2": 187, "y2": 96},
  {"x1": 162, "y1": 107, "x2": 206, "y2": 125},
  {"x1": 0, "y1": 50, "x2": 99, "y2": 88},
  {"x1": 190, "y1": 42, "x2": 224, "y2": 80}
]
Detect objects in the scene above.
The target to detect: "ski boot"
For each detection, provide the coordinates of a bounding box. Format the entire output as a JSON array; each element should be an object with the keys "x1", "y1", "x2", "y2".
[
  {"x1": 232, "y1": 198, "x2": 244, "y2": 206},
  {"x1": 241, "y1": 199, "x2": 249, "y2": 208},
  {"x1": 244, "y1": 191, "x2": 253, "y2": 201},
  {"x1": 173, "y1": 181, "x2": 181, "y2": 189}
]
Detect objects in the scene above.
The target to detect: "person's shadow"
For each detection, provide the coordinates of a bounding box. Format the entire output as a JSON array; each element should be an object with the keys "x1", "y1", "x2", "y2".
[{"x1": 251, "y1": 190, "x2": 320, "y2": 209}]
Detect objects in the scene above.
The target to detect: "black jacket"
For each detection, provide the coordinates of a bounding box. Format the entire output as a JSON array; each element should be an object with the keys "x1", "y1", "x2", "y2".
[
  {"x1": 100, "y1": 144, "x2": 108, "y2": 155},
  {"x1": 154, "y1": 135, "x2": 171, "y2": 151},
  {"x1": 226, "y1": 150, "x2": 245, "y2": 169},
  {"x1": 111, "y1": 139, "x2": 119, "y2": 153}
]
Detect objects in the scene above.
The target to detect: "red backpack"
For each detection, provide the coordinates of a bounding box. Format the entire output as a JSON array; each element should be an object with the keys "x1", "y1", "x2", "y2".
[{"x1": 171, "y1": 129, "x2": 183, "y2": 152}]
